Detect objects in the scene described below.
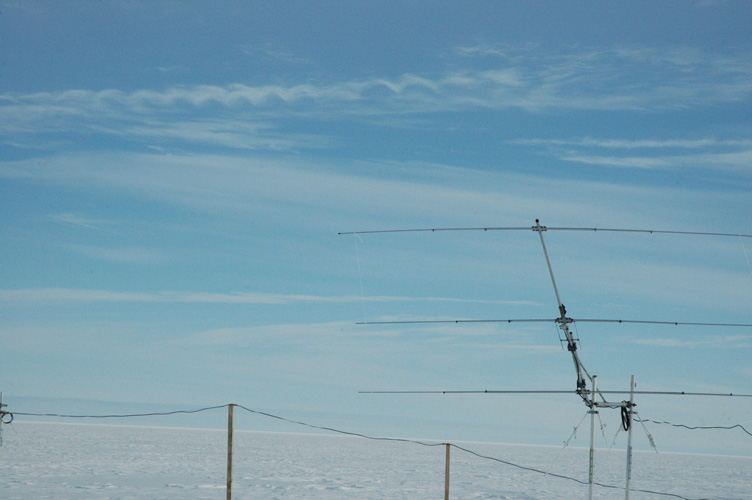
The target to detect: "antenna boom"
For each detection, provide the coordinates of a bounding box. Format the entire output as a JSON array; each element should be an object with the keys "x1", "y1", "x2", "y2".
[
  {"x1": 340, "y1": 225, "x2": 752, "y2": 238},
  {"x1": 359, "y1": 389, "x2": 752, "y2": 398},
  {"x1": 355, "y1": 318, "x2": 752, "y2": 327}
]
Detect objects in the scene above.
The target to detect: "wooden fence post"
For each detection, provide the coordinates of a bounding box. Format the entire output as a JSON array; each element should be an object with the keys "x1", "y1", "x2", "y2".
[
  {"x1": 444, "y1": 443, "x2": 451, "y2": 500},
  {"x1": 227, "y1": 404, "x2": 234, "y2": 500}
]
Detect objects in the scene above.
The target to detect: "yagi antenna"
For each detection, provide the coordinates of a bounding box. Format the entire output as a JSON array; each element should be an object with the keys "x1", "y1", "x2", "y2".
[
  {"x1": 341, "y1": 219, "x2": 752, "y2": 499},
  {"x1": 340, "y1": 219, "x2": 752, "y2": 403}
]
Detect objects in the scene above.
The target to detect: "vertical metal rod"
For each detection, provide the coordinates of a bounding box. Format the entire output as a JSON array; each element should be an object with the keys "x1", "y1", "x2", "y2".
[
  {"x1": 534, "y1": 219, "x2": 588, "y2": 395},
  {"x1": 444, "y1": 443, "x2": 451, "y2": 500},
  {"x1": 533, "y1": 220, "x2": 564, "y2": 310},
  {"x1": 625, "y1": 375, "x2": 636, "y2": 500},
  {"x1": 588, "y1": 376, "x2": 598, "y2": 500},
  {"x1": 227, "y1": 403, "x2": 234, "y2": 500}
]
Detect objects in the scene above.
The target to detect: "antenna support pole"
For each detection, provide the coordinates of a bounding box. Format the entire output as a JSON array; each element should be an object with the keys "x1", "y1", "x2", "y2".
[
  {"x1": 588, "y1": 375, "x2": 598, "y2": 500},
  {"x1": 625, "y1": 375, "x2": 636, "y2": 500},
  {"x1": 534, "y1": 220, "x2": 588, "y2": 398},
  {"x1": 533, "y1": 220, "x2": 564, "y2": 309}
]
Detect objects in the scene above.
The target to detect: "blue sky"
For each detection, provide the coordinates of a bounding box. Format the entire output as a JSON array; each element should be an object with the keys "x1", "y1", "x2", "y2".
[{"x1": 2, "y1": 1, "x2": 752, "y2": 456}]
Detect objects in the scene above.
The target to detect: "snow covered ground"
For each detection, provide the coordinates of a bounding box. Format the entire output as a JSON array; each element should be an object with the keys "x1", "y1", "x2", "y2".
[{"x1": 1, "y1": 422, "x2": 750, "y2": 499}]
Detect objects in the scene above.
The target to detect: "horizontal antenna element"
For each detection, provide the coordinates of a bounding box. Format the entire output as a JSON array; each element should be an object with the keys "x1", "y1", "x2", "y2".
[
  {"x1": 340, "y1": 225, "x2": 752, "y2": 238},
  {"x1": 359, "y1": 389, "x2": 752, "y2": 398},
  {"x1": 355, "y1": 318, "x2": 752, "y2": 327}
]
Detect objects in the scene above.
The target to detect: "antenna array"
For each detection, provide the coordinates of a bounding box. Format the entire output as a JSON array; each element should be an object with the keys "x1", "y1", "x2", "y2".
[{"x1": 340, "y1": 218, "x2": 752, "y2": 499}]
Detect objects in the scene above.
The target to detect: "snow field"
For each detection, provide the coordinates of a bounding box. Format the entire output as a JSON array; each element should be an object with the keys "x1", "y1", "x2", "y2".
[{"x1": 1, "y1": 422, "x2": 750, "y2": 499}]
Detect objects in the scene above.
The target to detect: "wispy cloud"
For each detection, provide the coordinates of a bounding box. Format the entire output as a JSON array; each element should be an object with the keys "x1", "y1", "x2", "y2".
[
  {"x1": 239, "y1": 42, "x2": 312, "y2": 66},
  {"x1": 122, "y1": 119, "x2": 333, "y2": 151},
  {"x1": 454, "y1": 44, "x2": 515, "y2": 58},
  {"x1": 47, "y1": 212, "x2": 113, "y2": 230},
  {"x1": 560, "y1": 154, "x2": 673, "y2": 170},
  {"x1": 631, "y1": 335, "x2": 752, "y2": 349},
  {"x1": 184, "y1": 323, "x2": 561, "y2": 355},
  {"x1": 450, "y1": 45, "x2": 752, "y2": 110},
  {"x1": 0, "y1": 288, "x2": 533, "y2": 306},
  {"x1": 2, "y1": 149, "x2": 749, "y2": 241},
  {"x1": 569, "y1": 148, "x2": 752, "y2": 172},
  {"x1": 511, "y1": 136, "x2": 752, "y2": 173},
  {"x1": 510, "y1": 137, "x2": 752, "y2": 150},
  {"x1": 2, "y1": 45, "x2": 751, "y2": 153},
  {"x1": 65, "y1": 244, "x2": 166, "y2": 264}
]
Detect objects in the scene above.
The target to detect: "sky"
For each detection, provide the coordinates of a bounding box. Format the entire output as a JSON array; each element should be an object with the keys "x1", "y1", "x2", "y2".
[{"x1": 1, "y1": 1, "x2": 752, "y2": 456}]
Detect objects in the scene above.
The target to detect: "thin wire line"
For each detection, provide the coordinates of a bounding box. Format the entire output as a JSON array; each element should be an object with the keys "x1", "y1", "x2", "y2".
[
  {"x1": 545, "y1": 411, "x2": 589, "y2": 475},
  {"x1": 450, "y1": 443, "x2": 705, "y2": 500},
  {"x1": 233, "y1": 404, "x2": 444, "y2": 446},
  {"x1": 638, "y1": 418, "x2": 752, "y2": 438},
  {"x1": 12, "y1": 404, "x2": 228, "y2": 419}
]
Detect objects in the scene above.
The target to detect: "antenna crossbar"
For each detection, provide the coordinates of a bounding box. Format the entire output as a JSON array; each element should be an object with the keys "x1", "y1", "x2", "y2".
[
  {"x1": 356, "y1": 319, "x2": 554, "y2": 325},
  {"x1": 359, "y1": 389, "x2": 752, "y2": 398},
  {"x1": 339, "y1": 227, "x2": 532, "y2": 235},
  {"x1": 355, "y1": 318, "x2": 752, "y2": 327},
  {"x1": 340, "y1": 226, "x2": 752, "y2": 238}
]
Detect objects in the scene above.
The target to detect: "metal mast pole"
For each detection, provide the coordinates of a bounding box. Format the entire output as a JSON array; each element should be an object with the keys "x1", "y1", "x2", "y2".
[
  {"x1": 625, "y1": 376, "x2": 636, "y2": 500},
  {"x1": 534, "y1": 220, "x2": 565, "y2": 308},
  {"x1": 588, "y1": 375, "x2": 598, "y2": 500},
  {"x1": 533, "y1": 220, "x2": 589, "y2": 398}
]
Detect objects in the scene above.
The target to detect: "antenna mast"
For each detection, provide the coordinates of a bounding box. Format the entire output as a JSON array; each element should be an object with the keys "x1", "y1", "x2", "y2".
[{"x1": 533, "y1": 220, "x2": 589, "y2": 401}]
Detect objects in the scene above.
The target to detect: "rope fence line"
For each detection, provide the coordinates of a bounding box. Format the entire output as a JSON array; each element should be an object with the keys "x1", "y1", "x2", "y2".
[
  {"x1": 636, "y1": 417, "x2": 752, "y2": 437},
  {"x1": 1, "y1": 402, "x2": 745, "y2": 500},
  {"x1": 9, "y1": 404, "x2": 228, "y2": 420}
]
